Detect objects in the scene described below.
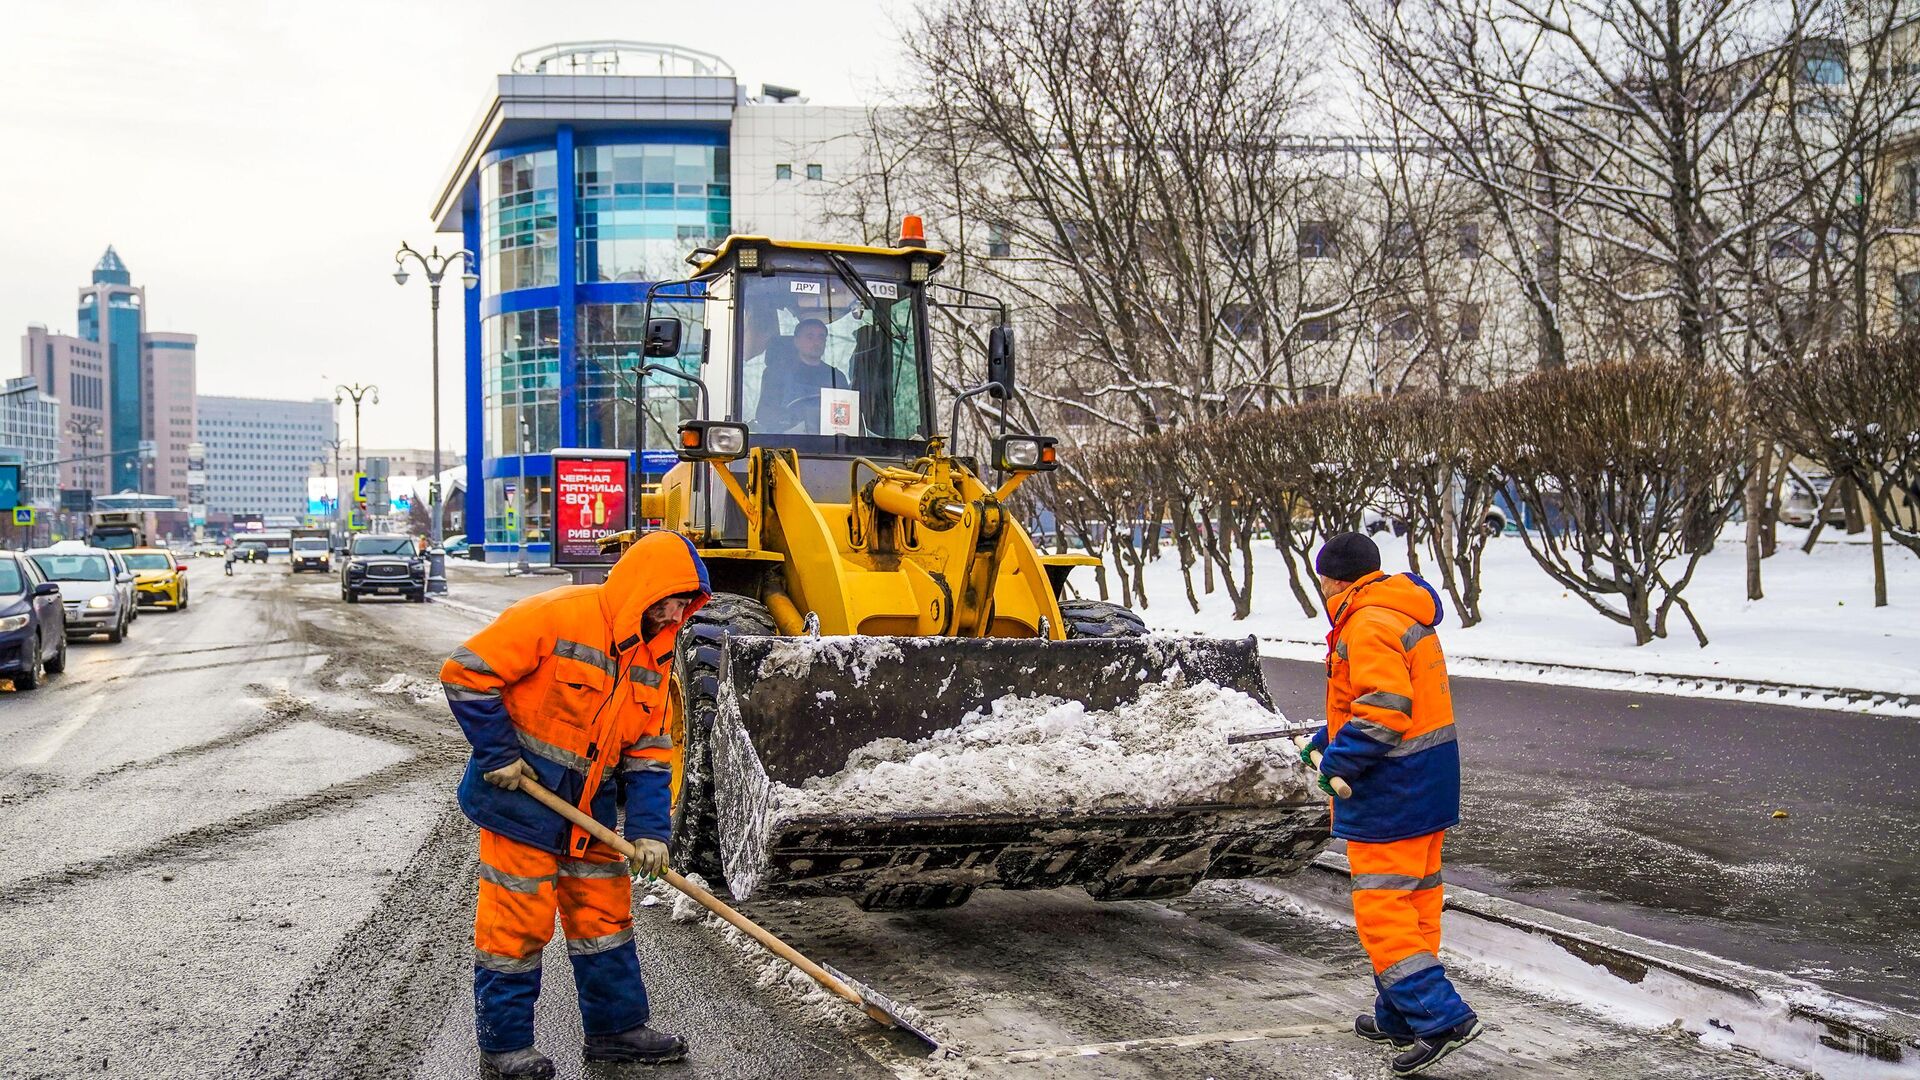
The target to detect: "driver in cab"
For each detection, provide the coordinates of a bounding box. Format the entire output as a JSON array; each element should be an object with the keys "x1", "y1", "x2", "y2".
[{"x1": 746, "y1": 317, "x2": 850, "y2": 434}]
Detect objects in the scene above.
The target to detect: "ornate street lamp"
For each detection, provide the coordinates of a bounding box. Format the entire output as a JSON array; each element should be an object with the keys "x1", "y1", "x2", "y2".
[{"x1": 393, "y1": 241, "x2": 478, "y2": 594}]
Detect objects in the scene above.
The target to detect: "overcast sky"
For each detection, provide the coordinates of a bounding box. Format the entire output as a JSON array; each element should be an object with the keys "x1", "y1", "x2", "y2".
[{"x1": 0, "y1": 0, "x2": 904, "y2": 451}]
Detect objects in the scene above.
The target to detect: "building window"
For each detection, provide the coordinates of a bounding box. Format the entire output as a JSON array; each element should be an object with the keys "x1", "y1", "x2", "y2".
[
  {"x1": 1384, "y1": 221, "x2": 1417, "y2": 260},
  {"x1": 805, "y1": 163, "x2": 824, "y2": 181},
  {"x1": 1770, "y1": 224, "x2": 1816, "y2": 260},
  {"x1": 1799, "y1": 38, "x2": 1848, "y2": 85},
  {"x1": 481, "y1": 150, "x2": 559, "y2": 294},
  {"x1": 775, "y1": 163, "x2": 792, "y2": 180},
  {"x1": 1458, "y1": 223, "x2": 1482, "y2": 260},
  {"x1": 483, "y1": 307, "x2": 561, "y2": 461},
  {"x1": 1297, "y1": 221, "x2": 1336, "y2": 260},
  {"x1": 1458, "y1": 303, "x2": 1483, "y2": 342},
  {"x1": 1899, "y1": 272, "x2": 1920, "y2": 326},
  {"x1": 1221, "y1": 304, "x2": 1259, "y2": 339},
  {"x1": 575, "y1": 142, "x2": 730, "y2": 284},
  {"x1": 1386, "y1": 310, "x2": 1418, "y2": 341},
  {"x1": 1299, "y1": 305, "x2": 1335, "y2": 341},
  {"x1": 986, "y1": 221, "x2": 1012, "y2": 258},
  {"x1": 575, "y1": 300, "x2": 705, "y2": 450},
  {"x1": 1897, "y1": 161, "x2": 1920, "y2": 224}
]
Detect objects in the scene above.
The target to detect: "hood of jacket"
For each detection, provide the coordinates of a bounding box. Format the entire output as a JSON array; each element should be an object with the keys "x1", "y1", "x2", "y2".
[
  {"x1": 1329, "y1": 570, "x2": 1445, "y2": 634},
  {"x1": 598, "y1": 531, "x2": 711, "y2": 654}
]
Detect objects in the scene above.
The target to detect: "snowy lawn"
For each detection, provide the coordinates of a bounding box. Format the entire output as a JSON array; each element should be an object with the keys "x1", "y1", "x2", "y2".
[{"x1": 1089, "y1": 533, "x2": 1920, "y2": 707}]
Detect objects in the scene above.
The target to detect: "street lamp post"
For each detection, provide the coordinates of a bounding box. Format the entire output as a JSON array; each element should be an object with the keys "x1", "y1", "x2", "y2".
[
  {"x1": 334, "y1": 383, "x2": 378, "y2": 530},
  {"x1": 515, "y1": 414, "x2": 532, "y2": 576},
  {"x1": 393, "y1": 242, "x2": 478, "y2": 595},
  {"x1": 322, "y1": 437, "x2": 344, "y2": 539}
]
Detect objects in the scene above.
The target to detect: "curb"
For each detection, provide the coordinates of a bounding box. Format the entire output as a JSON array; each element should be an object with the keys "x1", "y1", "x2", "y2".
[
  {"x1": 1247, "y1": 854, "x2": 1918, "y2": 1080},
  {"x1": 1249, "y1": 635, "x2": 1920, "y2": 715}
]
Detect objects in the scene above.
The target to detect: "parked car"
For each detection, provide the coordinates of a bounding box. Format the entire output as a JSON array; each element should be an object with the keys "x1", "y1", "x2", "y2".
[
  {"x1": 121, "y1": 547, "x2": 190, "y2": 611},
  {"x1": 1779, "y1": 471, "x2": 1848, "y2": 528},
  {"x1": 29, "y1": 541, "x2": 137, "y2": 643},
  {"x1": 442, "y1": 537, "x2": 471, "y2": 558},
  {"x1": 0, "y1": 551, "x2": 67, "y2": 689},
  {"x1": 340, "y1": 534, "x2": 428, "y2": 603}
]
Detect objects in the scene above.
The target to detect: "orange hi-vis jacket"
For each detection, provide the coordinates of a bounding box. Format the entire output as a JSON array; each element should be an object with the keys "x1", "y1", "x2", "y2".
[
  {"x1": 441, "y1": 532, "x2": 710, "y2": 857},
  {"x1": 1307, "y1": 570, "x2": 1460, "y2": 842}
]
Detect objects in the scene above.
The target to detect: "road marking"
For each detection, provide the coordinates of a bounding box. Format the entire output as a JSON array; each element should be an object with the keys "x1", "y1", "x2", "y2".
[
  {"x1": 18, "y1": 692, "x2": 107, "y2": 765},
  {"x1": 994, "y1": 1023, "x2": 1342, "y2": 1063}
]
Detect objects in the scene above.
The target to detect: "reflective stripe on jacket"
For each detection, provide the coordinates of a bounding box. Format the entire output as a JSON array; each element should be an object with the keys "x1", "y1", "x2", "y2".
[
  {"x1": 1309, "y1": 571, "x2": 1459, "y2": 842},
  {"x1": 441, "y1": 531, "x2": 710, "y2": 856}
]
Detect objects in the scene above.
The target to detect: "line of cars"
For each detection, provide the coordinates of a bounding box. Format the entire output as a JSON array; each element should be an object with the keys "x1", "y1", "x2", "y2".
[{"x1": 1, "y1": 540, "x2": 192, "y2": 691}]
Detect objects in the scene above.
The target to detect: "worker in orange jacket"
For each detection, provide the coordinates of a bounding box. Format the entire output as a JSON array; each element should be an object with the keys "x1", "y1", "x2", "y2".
[
  {"x1": 1301, "y1": 532, "x2": 1480, "y2": 1077},
  {"x1": 440, "y1": 532, "x2": 709, "y2": 1079}
]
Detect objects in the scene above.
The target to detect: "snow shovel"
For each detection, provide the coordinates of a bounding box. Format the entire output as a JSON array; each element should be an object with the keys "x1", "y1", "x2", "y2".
[
  {"x1": 515, "y1": 778, "x2": 941, "y2": 1053},
  {"x1": 1291, "y1": 735, "x2": 1354, "y2": 798}
]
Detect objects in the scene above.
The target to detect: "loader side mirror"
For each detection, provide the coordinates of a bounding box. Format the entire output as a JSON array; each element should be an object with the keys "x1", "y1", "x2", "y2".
[
  {"x1": 987, "y1": 325, "x2": 1016, "y2": 400},
  {"x1": 643, "y1": 318, "x2": 683, "y2": 358}
]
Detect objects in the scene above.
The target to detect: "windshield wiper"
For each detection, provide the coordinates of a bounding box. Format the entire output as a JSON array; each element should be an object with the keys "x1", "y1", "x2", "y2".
[{"x1": 822, "y1": 252, "x2": 894, "y2": 350}]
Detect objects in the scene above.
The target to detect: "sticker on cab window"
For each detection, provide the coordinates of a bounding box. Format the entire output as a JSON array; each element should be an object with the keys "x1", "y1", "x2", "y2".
[
  {"x1": 790, "y1": 280, "x2": 821, "y2": 295},
  {"x1": 867, "y1": 282, "x2": 899, "y2": 300}
]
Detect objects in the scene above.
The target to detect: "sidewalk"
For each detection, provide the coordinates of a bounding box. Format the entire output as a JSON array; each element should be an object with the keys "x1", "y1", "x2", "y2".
[{"x1": 1104, "y1": 534, "x2": 1920, "y2": 715}]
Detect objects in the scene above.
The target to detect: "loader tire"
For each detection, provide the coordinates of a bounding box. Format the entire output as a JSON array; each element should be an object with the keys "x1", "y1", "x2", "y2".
[
  {"x1": 670, "y1": 592, "x2": 778, "y2": 889},
  {"x1": 1057, "y1": 598, "x2": 1149, "y2": 639}
]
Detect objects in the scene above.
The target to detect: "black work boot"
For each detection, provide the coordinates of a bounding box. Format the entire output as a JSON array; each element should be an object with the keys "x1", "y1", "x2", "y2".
[
  {"x1": 584, "y1": 1023, "x2": 688, "y2": 1065},
  {"x1": 1355, "y1": 1013, "x2": 1414, "y2": 1049},
  {"x1": 1391, "y1": 1018, "x2": 1483, "y2": 1076},
  {"x1": 480, "y1": 1045, "x2": 555, "y2": 1079}
]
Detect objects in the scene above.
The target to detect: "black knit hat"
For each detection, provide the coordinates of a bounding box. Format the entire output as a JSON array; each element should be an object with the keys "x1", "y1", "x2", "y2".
[{"x1": 1315, "y1": 531, "x2": 1381, "y2": 582}]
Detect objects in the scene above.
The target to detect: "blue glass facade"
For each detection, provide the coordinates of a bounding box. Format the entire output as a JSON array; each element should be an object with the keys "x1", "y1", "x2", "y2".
[
  {"x1": 79, "y1": 250, "x2": 148, "y2": 493},
  {"x1": 462, "y1": 127, "x2": 726, "y2": 552}
]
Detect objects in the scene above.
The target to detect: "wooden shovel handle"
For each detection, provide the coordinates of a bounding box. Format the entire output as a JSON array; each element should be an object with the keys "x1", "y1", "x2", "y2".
[
  {"x1": 1292, "y1": 736, "x2": 1355, "y2": 798},
  {"x1": 516, "y1": 778, "x2": 865, "y2": 1009}
]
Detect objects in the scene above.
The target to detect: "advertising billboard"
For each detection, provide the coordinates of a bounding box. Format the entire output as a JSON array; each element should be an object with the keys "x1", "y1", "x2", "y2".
[{"x1": 552, "y1": 449, "x2": 632, "y2": 567}]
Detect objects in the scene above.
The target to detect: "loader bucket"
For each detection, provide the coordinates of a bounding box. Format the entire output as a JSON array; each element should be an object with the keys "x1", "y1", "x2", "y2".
[{"x1": 703, "y1": 635, "x2": 1330, "y2": 909}]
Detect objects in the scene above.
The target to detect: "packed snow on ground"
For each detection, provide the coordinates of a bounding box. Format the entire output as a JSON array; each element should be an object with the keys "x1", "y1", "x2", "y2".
[
  {"x1": 370, "y1": 672, "x2": 444, "y2": 705},
  {"x1": 1102, "y1": 534, "x2": 1920, "y2": 709},
  {"x1": 775, "y1": 677, "x2": 1303, "y2": 819}
]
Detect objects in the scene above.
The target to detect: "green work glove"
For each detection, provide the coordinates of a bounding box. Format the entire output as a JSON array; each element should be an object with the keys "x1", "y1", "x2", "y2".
[
  {"x1": 1296, "y1": 740, "x2": 1318, "y2": 769},
  {"x1": 1316, "y1": 772, "x2": 1339, "y2": 798}
]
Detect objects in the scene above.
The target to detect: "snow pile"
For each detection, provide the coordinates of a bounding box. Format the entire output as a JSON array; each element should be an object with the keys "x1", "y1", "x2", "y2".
[
  {"x1": 371, "y1": 672, "x2": 443, "y2": 705},
  {"x1": 669, "y1": 872, "x2": 710, "y2": 924},
  {"x1": 755, "y1": 636, "x2": 907, "y2": 686},
  {"x1": 777, "y1": 677, "x2": 1299, "y2": 819}
]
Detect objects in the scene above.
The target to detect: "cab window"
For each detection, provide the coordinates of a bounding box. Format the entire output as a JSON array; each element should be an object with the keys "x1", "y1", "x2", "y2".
[
  {"x1": 0, "y1": 558, "x2": 23, "y2": 595},
  {"x1": 122, "y1": 554, "x2": 174, "y2": 571},
  {"x1": 735, "y1": 271, "x2": 924, "y2": 440}
]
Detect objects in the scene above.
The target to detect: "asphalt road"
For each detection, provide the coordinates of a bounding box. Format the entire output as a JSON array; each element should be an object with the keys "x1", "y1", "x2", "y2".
[
  {"x1": 0, "y1": 563, "x2": 1840, "y2": 1078},
  {"x1": 1262, "y1": 655, "x2": 1920, "y2": 1012}
]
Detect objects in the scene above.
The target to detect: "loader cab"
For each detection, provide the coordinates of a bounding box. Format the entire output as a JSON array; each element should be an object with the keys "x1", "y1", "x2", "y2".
[{"x1": 688, "y1": 236, "x2": 941, "y2": 461}]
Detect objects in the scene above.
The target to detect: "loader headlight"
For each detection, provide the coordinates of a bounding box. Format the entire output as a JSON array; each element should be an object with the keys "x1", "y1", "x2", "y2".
[
  {"x1": 678, "y1": 420, "x2": 749, "y2": 462},
  {"x1": 991, "y1": 434, "x2": 1058, "y2": 473}
]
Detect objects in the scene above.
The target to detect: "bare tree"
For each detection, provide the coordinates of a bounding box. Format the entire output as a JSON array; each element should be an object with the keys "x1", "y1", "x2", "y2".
[{"x1": 1480, "y1": 361, "x2": 1747, "y2": 645}]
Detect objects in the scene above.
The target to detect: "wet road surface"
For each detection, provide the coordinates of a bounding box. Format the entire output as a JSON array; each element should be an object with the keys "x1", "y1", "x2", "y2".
[
  {"x1": 1262, "y1": 655, "x2": 1920, "y2": 1012},
  {"x1": 0, "y1": 562, "x2": 1850, "y2": 1078}
]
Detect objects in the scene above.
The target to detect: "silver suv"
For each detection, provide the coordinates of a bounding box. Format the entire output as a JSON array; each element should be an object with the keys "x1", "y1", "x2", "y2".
[{"x1": 29, "y1": 541, "x2": 137, "y2": 643}]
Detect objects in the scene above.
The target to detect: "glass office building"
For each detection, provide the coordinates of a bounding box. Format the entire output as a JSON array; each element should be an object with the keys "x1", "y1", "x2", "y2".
[
  {"x1": 433, "y1": 42, "x2": 869, "y2": 557},
  {"x1": 433, "y1": 44, "x2": 741, "y2": 556}
]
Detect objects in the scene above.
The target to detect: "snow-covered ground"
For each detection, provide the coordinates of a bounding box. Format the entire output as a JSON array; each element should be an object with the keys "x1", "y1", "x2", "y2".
[{"x1": 1092, "y1": 534, "x2": 1920, "y2": 710}]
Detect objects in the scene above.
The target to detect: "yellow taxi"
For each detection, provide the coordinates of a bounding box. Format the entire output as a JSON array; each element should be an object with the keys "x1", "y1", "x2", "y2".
[{"x1": 122, "y1": 547, "x2": 190, "y2": 611}]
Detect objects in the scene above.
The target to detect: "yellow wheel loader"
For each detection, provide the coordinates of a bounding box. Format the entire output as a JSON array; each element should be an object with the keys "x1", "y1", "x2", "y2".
[{"x1": 605, "y1": 220, "x2": 1328, "y2": 910}]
